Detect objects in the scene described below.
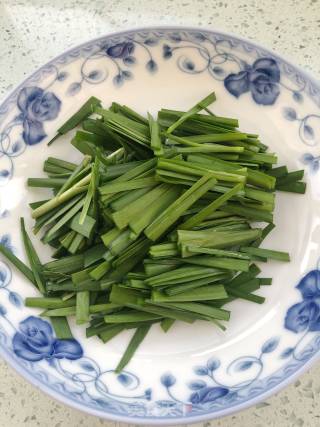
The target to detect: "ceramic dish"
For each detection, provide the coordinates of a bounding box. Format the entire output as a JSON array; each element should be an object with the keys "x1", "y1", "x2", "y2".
[{"x1": 0, "y1": 27, "x2": 320, "y2": 424}]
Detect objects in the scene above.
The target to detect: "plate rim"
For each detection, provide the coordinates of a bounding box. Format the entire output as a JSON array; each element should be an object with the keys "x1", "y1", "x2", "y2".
[{"x1": 0, "y1": 24, "x2": 319, "y2": 424}]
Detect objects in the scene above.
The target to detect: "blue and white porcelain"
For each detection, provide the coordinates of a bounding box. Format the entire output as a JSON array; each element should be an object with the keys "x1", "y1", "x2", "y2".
[{"x1": 1, "y1": 27, "x2": 320, "y2": 424}]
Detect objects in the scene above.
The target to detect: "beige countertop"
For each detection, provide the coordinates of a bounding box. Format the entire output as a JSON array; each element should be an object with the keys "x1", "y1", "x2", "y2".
[{"x1": 0, "y1": 1, "x2": 320, "y2": 426}]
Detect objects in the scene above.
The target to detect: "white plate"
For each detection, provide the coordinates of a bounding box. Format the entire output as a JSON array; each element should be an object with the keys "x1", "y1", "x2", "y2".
[{"x1": 0, "y1": 27, "x2": 320, "y2": 424}]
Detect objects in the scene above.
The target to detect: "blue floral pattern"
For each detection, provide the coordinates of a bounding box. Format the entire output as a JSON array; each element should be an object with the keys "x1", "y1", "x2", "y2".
[
  {"x1": 224, "y1": 58, "x2": 280, "y2": 105},
  {"x1": 301, "y1": 153, "x2": 320, "y2": 173},
  {"x1": 281, "y1": 106, "x2": 320, "y2": 171},
  {"x1": 13, "y1": 317, "x2": 83, "y2": 362},
  {"x1": 156, "y1": 336, "x2": 282, "y2": 409},
  {"x1": 0, "y1": 80, "x2": 61, "y2": 184},
  {"x1": 190, "y1": 387, "x2": 229, "y2": 404},
  {"x1": 0, "y1": 313, "x2": 152, "y2": 411},
  {"x1": 0, "y1": 30, "x2": 316, "y2": 185},
  {"x1": 0, "y1": 28, "x2": 320, "y2": 422},
  {"x1": 17, "y1": 87, "x2": 61, "y2": 145},
  {"x1": 106, "y1": 41, "x2": 135, "y2": 59},
  {"x1": 285, "y1": 270, "x2": 320, "y2": 333}
]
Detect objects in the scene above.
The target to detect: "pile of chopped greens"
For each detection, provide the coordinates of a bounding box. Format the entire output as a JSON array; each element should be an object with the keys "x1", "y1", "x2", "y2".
[{"x1": 0, "y1": 92, "x2": 306, "y2": 372}]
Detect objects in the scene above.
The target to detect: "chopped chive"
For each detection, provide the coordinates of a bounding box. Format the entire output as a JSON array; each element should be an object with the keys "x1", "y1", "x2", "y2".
[
  {"x1": 68, "y1": 233, "x2": 85, "y2": 254},
  {"x1": 227, "y1": 287, "x2": 265, "y2": 304},
  {"x1": 100, "y1": 325, "x2": 126, "y2": 343},
  {"x1": 266, "y1": 165, "x2": 288, "y2": 178},
  {"x1": 83, "y1": 244, "x2": 106, "y2": 267},
  {"x1": 104, "y1": 311, "x2": 162, "y2": 323},
  {"x1": 185, "y1": 246, "x2": 251, "y2": 259},
  {"x1": 57, "y1": 156, "x2": 91, "y2": 197},
  {"x1": 18, "y1": 91, "x2": 307, "y2": 368},
  {"x1": 148, "y1": 113, "x2": 164, "y2": 156},
  {"x1": 161, "y1": 318, "x2": 175, "y2": 332},
  {"x1": 145, "y1": 266, "x2": 222, "y2": 286},
  {"x1": 130, "y1": 186, "x2": 181, "y2": 235},
  {"x1": 35, "y1": 194, "x2": 83, "y2": 233},
  {"x1": 151, "y1": 285, "x2": 228, "y2": 303},
  {"x1": 45, "y1": 198, "x2": 85, "y2": 240},
  {"x1": 182, "y1": 256, "x2": 250, "y2": 272},
  {"x1": 48, "y1": 96, "x2": 101, "y2": 145},
  {"x1": 45, "y1": 157, "x2": 77, "y2": 172},
  {"x1": 76, "y1": 291, "x2": 90, "y2": 324},
  {"x1": 99, "y1": 177, "x2": 157, "y2": 195},
  {"x1": 158, "y1": 301, "x2": 230, "y2": 321},
  {"x1": 145, "y1": 175, "x2": 217, "y2": 241},
  {"x1": 112, "y1": 102, "x2": 149, "y2": 125},
  {"x1": 180, "y1": 183, "x2": 243, "y2": 229},
  {"x1": 44, "y1": 254, "x2": 84, "y2": 274},
  {"x1": 70, "y1": 213, "x2": 96, "y2": 238},
  {"x1": 128, "y1": 303, "x2": 197, "y2": 323},
  {"x1": 240, "y1": 246, "x2": 290, "y2": 262},
  {"x1": 166, "y1": 92, "x2": 216, "y2": 134},
  {"x1": 164, "y1": 274, "x2": 230, "y2": 295},
  {"x1": 20, "y1": 218, "x2": 46, "y2": 294},
  {"x1": 27, "y1": 178, "x2": 66, "y2": 189},
  {"x1": 32, "y1": 174, "x2": 90, "y2": 219},
  {"x1": 112, "y1": 184, "x2": 170, "y2": 230},
  {"x1": 226, "y1": 264, "x2": 261, "y2": 288},
  {"x1": 276, "y1": 181, "x2": 306, "y2": 194},
  {"x1": 0, "y1": 243, "x2": 35, "y2": 285},
  {"x1": 41, "y1": 307, "x2": 76, "y2": 317},
  {"x1": 87, "y1": 323, "x2": 122, "y2": 339},
  {"x1": 25, "y1": 297, "x2": 76, "y2": 309},
  {"x1": 50, "y1": 317, "x2": 73, "y2": 339},
  {"x1": 178, "y1": 228, "x2": 262, "y2": 255},
  {"x1": 276, "y1": 170, "x2": 304, "y2": 186},
  {"x1": 79, "y1": 157, "x2": 100, "y2": 225},
  {"x1": 260, "y1": 278, "x2": 272, "y2": 286},
  {"x1": 115, "y1": 324, "x2": 151, "y2": 372},
  {"x1": 89, "y1": 261, "x2": 110, "y2": 280},
  {"x1": 221, "y1": 203, "x2": 274, "y2": 222}
]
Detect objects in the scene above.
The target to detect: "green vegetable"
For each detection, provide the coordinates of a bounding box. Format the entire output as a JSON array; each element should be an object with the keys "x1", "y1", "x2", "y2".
[
  {"x1": 20, "y1": 218, "x2": 46, "y2": 294},
  {"x1": 145, "y1": 175, "x2": 217, "y2": 241},
  {"x1": 0, "y1": 243, "x2": 35, "y2": 285},
  {"x1": 161, "y1": 318, "x2": 175, "y2": 332},
  {"x1": 76, "y1": 291, "x2": 90, "y2": 324},
  {"x1": 148, "y1": 113, "x2": 164, "y2": 156},
  {"x1": 0, "y1": 91, "x2": 307, "y2": 372},
  {"x1": 151, "y1": 285, "x2": 228, "y2": 302},
  {"x1": 115, "y1": 324, "x2": 151, "y2": 372},
  {"x1": 180, "y1": 183, "x2": 243, "y2": 229},
  {"x1": 48, "y1": 96, "x2": 101, "y2": 144},
  {"x1": 240, "y1": 247, "x2": 290, "y2": 262},
  {"x1": 166, "y1": 92, "x2": 216, "y2": 134},
  {"x1": 50, "y1": 317, "x2": 73, "y2": 339}
]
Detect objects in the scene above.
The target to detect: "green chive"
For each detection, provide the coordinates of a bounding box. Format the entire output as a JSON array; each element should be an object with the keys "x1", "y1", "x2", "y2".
[
  {"x1": 166, "y1": 92, "x2": 216, "y2": 134},
  {"x1": 48, "y1": 96, "x2": 101, "y2": 144},
  {"x1": 240, "y1": 246, "x2": 290, "y2": 262},
  {"x1": 115, "y1": 324, "x2": 151, "y2": 372}
]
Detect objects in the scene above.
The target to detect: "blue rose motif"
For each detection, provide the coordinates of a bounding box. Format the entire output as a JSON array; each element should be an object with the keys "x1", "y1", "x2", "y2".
[
  {"x1": 296, "y1": 270, "x2": 320, "y2": 299},
  {"x1": 224, "y1": 58, "x2": 280, "y2": 105},
  {"x1": 190, "y1": 386, "x2": 229, "y2": 404},
  {"x1": 12, "y1": 316, "x2": 83, "y2": 362},
  {"x1": 17, "y1": 87, "x2": 61, "y2": 145},
  {"x1": 285, "y1": 300, "x2": 320, "y2": 333},
  {"x1": 106, "y1": 42, "x2": 135, "y2": 59}
]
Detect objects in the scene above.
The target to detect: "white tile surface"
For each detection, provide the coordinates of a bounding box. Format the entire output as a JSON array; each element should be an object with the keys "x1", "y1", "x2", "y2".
[{"x1": 0, "y1": 0, "x2": 319, "y2": 425}]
